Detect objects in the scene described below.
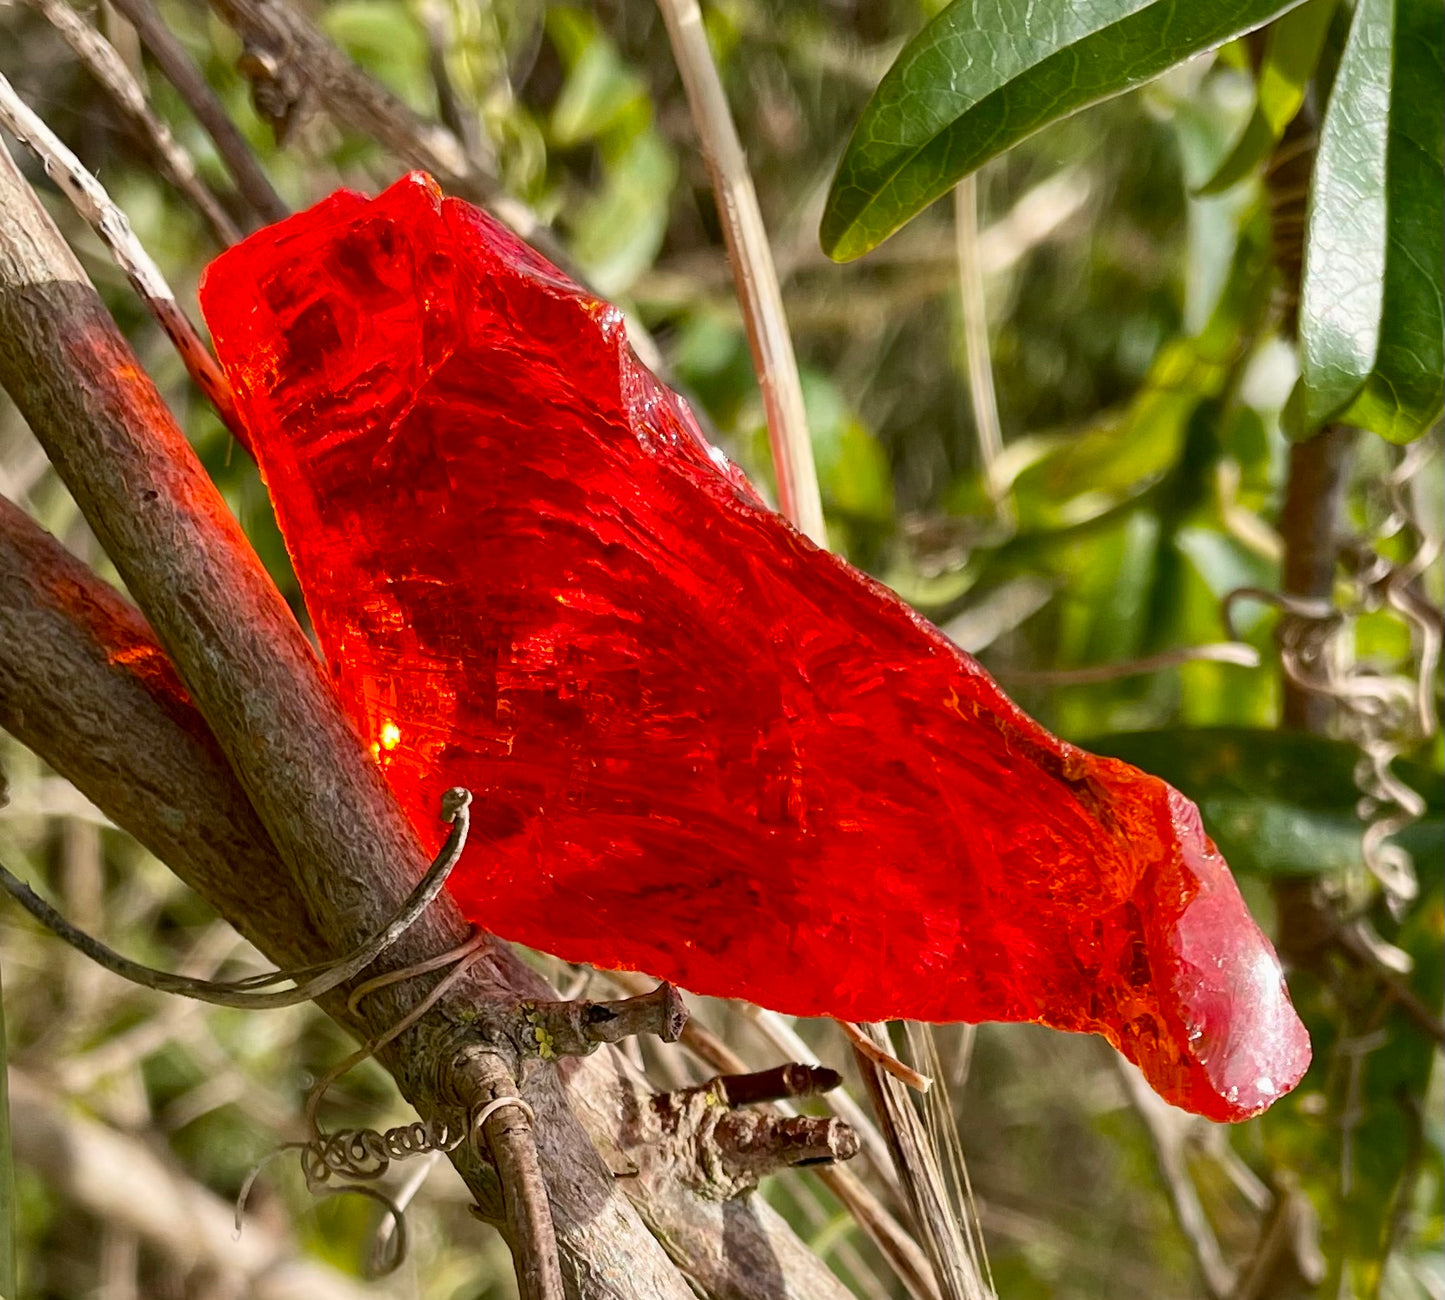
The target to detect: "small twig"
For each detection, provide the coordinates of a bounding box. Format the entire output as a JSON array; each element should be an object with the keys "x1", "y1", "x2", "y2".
[
  {"x1": 520, "y1": 981, "x2": 689, "y2": 1058},
  {"x1": 655, "y1": 0, "x2": 824, "y2": 546},
  {"x1": 992, "y1": 641, "x2": 1261, "y2": 687},
  {"x1": 0, "y1": 76, "x2": 242, "y2": 438},
  {"x1": 737, "y1": 1002, "x2": 897, "y2": 1181},
  {"x1": 105, "y1": 0, "x2": 289, "y2": 224},
  {"x1": 953, "y1": 176, "x2": 1011, "y2": 523},
  {"x1": 601, "y1": 969, "x2": 939, "y2": 1300},
  {"x1": 837, "y1": 1020, "x2": 932, "y2": 1092},
  {"x1": 0, "y1": 788, "x2": 474, "y2": 1009},
  {"x1": 710, "y1": 1109, "x2": 860, "y2": 1176},
  {"x1": 707, "y1": 1062, "x2": 840, "y2": 1108},
  {"x1": 23, "y1": 0, "x2": 241, "y2": 245},
  {"x1": 456, "y1": 1052, "x2": 564, "y2": 1300},
  {"x1": 650, "y1": 1076, "x2": 860, "y2": 1192}
]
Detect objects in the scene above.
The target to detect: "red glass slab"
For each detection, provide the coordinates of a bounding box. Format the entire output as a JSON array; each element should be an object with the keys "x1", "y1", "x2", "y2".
[{"x1": 200, "y1": 173, "x2": 1310, "y2": 1120}]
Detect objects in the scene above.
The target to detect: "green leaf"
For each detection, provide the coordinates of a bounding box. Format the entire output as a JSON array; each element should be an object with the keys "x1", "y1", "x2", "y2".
[
  {"x1": 320, "y1": 1, "x2": 429, "y2": 114},
  {"x1": 1196, "y1": 0, "x2": 1339, "y2": 195},
  {"x1": 1259, "y1": 872, "x2": 1444, "y2": 1293},
  {"x1": 1085, "y1": 727, "x2": 1443, "y2": 877},
  {"x1": 566, "y1": 130, "x2": 677, "y2": 296},
  {"x1": 547, "y1": 8, "x2": 651, "y2": 147},
  {"x1": 1292, "y1": 0, "x2": 1445, "y2": 441},
  {"x1": 820, "y1": 0, "x2": 1306, "y2": 261}
]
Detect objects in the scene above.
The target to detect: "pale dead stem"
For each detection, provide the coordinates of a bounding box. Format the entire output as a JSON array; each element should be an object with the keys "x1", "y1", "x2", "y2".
[
  {"x1": 1113, "y1": 1059, "x2": 1236, "y2": 1300},
  {"x1": 651, "y1": 11, "x2": 1005, "y2": 1300},
  {"x1": 0, "y1": 137, "x2": 866, "y2": 1300},
  {"x1": 654, "y1": 0, "x2": 826, "y2": 547},
  {"x1": 993, "y1": 641, "x2": 1262, "y2": 686},
  {"x1": 0, "y1": 72, "x2": 241, "y2": 439},
  {"x1": 952, "y1": 177, "x2": 1011, "y2": 523}
]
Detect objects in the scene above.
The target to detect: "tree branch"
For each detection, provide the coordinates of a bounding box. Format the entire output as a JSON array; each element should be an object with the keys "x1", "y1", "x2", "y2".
[
  {"x1": 0, "y1": 136, "x2": 695, "y2": 1300},
  {"x1": 0, "y1": 147, "x2": 865, "y2": 1298},
  {"x1": 107, "y1": 0, "x2": 290, "y2": 226},
  {"x1": 21, "y1": 0, "x2": 242, "y2": 246}
]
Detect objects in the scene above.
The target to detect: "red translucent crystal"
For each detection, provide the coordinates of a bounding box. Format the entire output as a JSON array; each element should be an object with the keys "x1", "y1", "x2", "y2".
[{"x1": 199, "y1": 173, "x2": 1310, "y2": 1121}]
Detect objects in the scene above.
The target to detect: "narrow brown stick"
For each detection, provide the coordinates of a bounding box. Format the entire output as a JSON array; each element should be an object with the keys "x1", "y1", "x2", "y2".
[
  {"x1": 459, "y1": 1054, "x2": 564, "y2": 1300},
  {"x1": 106, "y1": 0, "x2": 290, "y2": 224},
  {"x1": 22, "y1": 0, "x2": 241, "y2": 246}
]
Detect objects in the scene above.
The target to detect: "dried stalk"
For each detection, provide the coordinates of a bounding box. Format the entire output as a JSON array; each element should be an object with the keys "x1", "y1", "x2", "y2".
[
  {"x1": 106, "y1": 0, "x2": 289, "y2": 224},
  {"x1": 0, "y1": 151, "x2": 862, "y2": 1298},
  {"x1": 0, "y1": 137, "x2": 691, "y2": 1300},
  {"x1": 993, "y1": 641, "x2": 1261, "y2": 686},
  {"x1": 952, "y1": 176, "x2": 1010, "y2": 521},
  {"x1": 22, "y1": 0, "x2": 241, "y2": 245},
  {"x1": 0, "y1": 73, "x2": 241, "y2": 438},
  {"x1": 851, "y1": 1023, "x2": 991, "y2": 1300},
  {"x1": 654, "y1": 0, "x2": 824, "y2": 546}
]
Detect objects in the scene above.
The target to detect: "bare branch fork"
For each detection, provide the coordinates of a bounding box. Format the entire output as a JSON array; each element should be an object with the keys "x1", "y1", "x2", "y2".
[{"x1": 0, "y1": 139, "x2": 866, "y2": 1300}]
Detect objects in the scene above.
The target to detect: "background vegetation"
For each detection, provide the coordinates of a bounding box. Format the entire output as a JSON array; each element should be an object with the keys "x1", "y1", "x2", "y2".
[{"x1": 0, "y1": 1, "x2": 1440, "y2": 1297}]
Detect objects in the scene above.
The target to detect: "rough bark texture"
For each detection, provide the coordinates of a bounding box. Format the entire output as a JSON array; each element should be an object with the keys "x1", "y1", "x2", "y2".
[{"x1": 0, "y1": 143, "x2": 857, "y2": 1300}]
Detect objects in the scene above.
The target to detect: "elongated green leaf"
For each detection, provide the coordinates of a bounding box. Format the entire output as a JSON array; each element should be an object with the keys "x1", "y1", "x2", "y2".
[
  {"x1": 1293, "y1": 0, "x2": 1445, "y2": 441},
  {"x1": 1085, "y1": 727, "x2": 1443, "y2": 877},
  {"x1": 1196, "y1": 0, "x2": 1338, "y2": 195},
  {"x1": 820, "y1": 0, "x2": 1306, "y2": 261}
]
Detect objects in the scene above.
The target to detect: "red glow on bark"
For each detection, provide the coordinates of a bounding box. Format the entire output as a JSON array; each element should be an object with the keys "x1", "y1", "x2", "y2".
[{"x1": 200, "y1": 173, "x2": 1310, "y2": 1121}]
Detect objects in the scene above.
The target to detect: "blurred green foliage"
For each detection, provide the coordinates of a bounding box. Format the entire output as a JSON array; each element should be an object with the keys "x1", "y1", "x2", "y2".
[{"x1": 0, "y1": 1, "x2": 1441, "y2": 1298}]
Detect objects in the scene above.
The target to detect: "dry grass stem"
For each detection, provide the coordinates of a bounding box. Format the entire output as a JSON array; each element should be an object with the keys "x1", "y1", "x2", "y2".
[
  {"x1": 953, "y1": 176, "x2": 1010, "y2": 522},
  {"x1": 852, "y1": 1023, "x2": 992, "y2": 1300},
  {"x1": 994, "y1": 641, "x2": 1263, "y2": 686},
  {"x1": 655, "y1": 0, "x2": 824, "y2": 546}
]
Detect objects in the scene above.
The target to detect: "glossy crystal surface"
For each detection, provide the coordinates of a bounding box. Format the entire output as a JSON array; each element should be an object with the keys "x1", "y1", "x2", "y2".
[{"x1": 200, "y1": 173, "x2": 1310, "y2": 1120}]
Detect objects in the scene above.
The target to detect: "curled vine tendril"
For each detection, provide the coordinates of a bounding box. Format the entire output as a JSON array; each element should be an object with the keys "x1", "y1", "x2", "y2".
[
  {"x1": 1225, "y1": 438, "x2": 1442, "y2": 914},
  {"x1": 237, "y1": 926, "x2": 492, "y2": 1276}
]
